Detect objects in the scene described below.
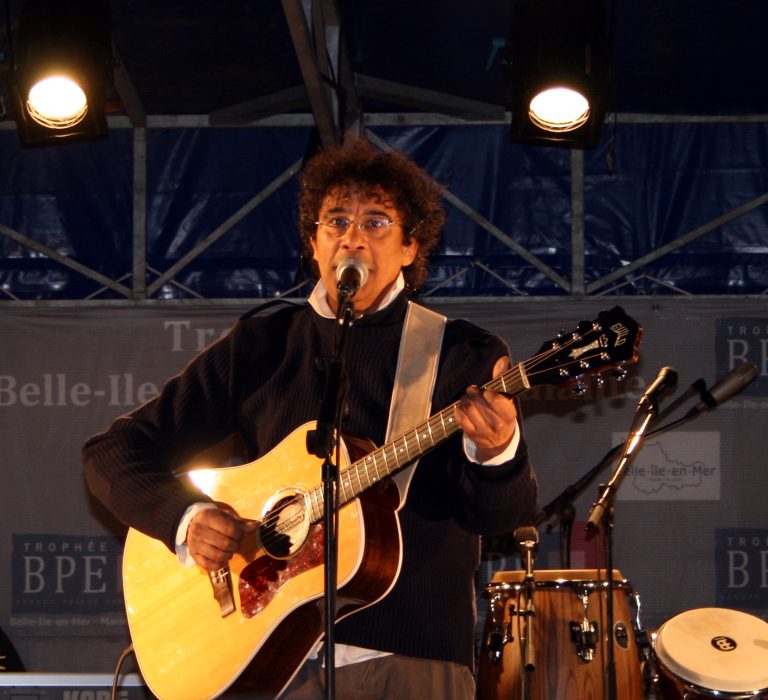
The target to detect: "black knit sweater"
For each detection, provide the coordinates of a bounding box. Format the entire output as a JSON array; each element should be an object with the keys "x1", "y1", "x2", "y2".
[{"x1": 83, "y1": 293, "x2": 537, "y2": 670}]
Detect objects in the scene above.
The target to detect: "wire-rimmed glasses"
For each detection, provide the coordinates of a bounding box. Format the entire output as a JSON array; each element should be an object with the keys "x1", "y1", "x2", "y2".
[{"x1": 314, "y1": 215, "x2": 401, "y2": 240}]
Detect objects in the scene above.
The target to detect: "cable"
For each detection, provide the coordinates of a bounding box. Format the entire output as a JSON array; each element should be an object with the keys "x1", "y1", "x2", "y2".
[{"x1": 111, "y1": 643, "x2": 135, "y2": 700}]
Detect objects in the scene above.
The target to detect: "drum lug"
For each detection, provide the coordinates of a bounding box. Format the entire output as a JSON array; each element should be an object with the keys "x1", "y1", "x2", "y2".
[
  {"x1": 570, "y1": 619, "x2": 599, "y2": 662},
  {"x1": 570, "y1": 586, "x2": 599, "y2": 663},
  {"x1": 486, "y1": 622, "x2": 511, "y2": 664},
  {"x1": 484, "y1": 594, "x2": 513, "y2": 664}
]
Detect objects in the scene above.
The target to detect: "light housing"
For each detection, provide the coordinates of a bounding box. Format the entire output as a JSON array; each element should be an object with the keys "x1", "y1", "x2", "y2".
[
  {"x1": 11, "y1": 0, "x2": 111, "y2": 147},
  {"x1": 509, "y1": 0, "x2": 608, "y2": 149}
]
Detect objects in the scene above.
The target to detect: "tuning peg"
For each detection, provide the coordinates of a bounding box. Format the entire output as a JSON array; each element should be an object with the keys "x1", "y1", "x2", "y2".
[
  {"x1": 572, "y1": 379, "x2": 588, "y2": 396},
  {"x1": 612, "y1": 365, "x2": 628, "y2": 382},
  {"x1": 595, "y1": 375, "x2": 606, "y2": 387}
]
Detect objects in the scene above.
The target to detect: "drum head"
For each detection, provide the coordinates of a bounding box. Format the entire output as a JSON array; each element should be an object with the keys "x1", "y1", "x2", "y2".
[{"x1": 654, "y1": 607, "x2": 768, "y2": 693}]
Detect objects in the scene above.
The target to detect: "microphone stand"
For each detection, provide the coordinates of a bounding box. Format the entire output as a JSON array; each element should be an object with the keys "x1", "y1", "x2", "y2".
[
  {"x1": 530, "y1": 379, "x2": 708, "y2": 565},
  {"x1": 305, "y1": 287, "x2": 356, "y2": 700},
  {"x1": 528, "y1": 378, "x2": 710, "y2": 700},
  {"x1": 585, "y1": 394, "x2": 657, "y2": 700},
  {"x1": 514, "y1": 526, "x2": 539, "y2": 700},
  {"x1": 586, "y1": 408, "x2": 654, "y2": 536},
  {"x1": 525, "y1": 365, "x2": 756, "y2": 700}
]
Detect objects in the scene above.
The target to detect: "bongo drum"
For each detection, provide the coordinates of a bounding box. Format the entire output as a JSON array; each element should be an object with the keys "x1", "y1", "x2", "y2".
[{"x1": 653, "y1": 607, "x2": 768, "y2": 699}]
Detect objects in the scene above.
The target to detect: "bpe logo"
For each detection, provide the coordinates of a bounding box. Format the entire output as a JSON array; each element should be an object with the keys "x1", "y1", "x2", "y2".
[
  {"x1": 714, "y1": 528, "x2": 768, "y2": 611},
  {"x1": 12, "y1": 533, "x2": 123, "y2": 615}
]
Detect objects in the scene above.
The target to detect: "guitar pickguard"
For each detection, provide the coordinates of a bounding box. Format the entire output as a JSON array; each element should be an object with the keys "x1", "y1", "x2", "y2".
[{"x1": 239, "y1": 524, "x2": 325, "y2": 618}]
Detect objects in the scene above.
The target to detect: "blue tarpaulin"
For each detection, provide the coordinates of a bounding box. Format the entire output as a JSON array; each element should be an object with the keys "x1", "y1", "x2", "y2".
[{"x1": 1, "y1": 121, "x2": 766, "y2": 300}]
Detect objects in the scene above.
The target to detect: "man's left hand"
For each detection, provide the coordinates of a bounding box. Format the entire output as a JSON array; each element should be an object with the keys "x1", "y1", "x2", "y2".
[{"x1": 455, "y1": 355, "x2": 517, "y2": 463}]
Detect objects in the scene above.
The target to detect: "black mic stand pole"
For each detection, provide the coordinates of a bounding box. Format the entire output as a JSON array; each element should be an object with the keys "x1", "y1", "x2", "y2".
[
  {"x1": 558, "y1": 502, "x2": 575, "y2": 569},
  {"x1": 585, "y1": 403, "x2": 655, "y2": 700},
  {"x1": 305, "y1": 287, "x2": 356, "y2": 700}
]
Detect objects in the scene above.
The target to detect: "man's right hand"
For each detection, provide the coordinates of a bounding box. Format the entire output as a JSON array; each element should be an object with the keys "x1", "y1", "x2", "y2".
[{"x1": 186, "y1": 506, "x2": 257, "y2": 571}]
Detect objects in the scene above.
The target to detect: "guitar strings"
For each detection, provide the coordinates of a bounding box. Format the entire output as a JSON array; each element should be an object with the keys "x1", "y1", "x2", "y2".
[
  {"x1": 256, "y1": 328, "x2": 613, "y2": 553},
  {"x1": 255, "y1": 339, "x2": 604, "y2": 552}
]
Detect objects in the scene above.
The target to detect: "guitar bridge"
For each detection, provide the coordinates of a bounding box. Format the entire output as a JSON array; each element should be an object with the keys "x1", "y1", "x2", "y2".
[{"x1": 209, "y1": 566, "x2": 235, "y2": 617}]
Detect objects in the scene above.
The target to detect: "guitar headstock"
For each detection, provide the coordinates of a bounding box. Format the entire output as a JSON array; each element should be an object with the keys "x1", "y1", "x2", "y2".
[{"x1": 526, "y1": 306, "x2": 642, "y2": 392}]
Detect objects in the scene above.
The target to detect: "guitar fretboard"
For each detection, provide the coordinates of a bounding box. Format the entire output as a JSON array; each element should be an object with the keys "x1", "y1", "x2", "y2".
[{"x1": 305, "y1": 363, "x2": 529, "y2": 523}]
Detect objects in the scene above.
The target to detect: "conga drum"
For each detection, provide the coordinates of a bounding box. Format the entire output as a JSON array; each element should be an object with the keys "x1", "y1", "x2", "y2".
[
  {"x1": 477, "y1": 569, "x2": 644, "y2": 700},
  {"x1": 653, "y1": 607, "x2": 768, "y2": 699}
]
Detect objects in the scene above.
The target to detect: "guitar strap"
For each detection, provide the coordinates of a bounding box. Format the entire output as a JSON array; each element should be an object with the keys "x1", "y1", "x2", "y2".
[{"x1": 386, "y1": 300, "x2": 446, "y2": 508}]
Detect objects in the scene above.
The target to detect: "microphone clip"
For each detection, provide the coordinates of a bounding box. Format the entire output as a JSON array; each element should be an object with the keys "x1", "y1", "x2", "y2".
[{"x1": 692, "y1": 377, "x2": 717, "y2": 409}]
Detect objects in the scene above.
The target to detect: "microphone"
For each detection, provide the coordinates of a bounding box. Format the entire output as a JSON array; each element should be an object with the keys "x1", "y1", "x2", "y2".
[
  {"x1": 586, "y1": 370, "x2": 677, "y2": 534},
  {"x1": 686, "y1": 361, "x2": 758, "y2": 416},
  {"x1": 514, "y1": 526, "x2": 539, "y2": 578},
  {"x1": 336, "y1": 258, "x2": 368, "y2": 298},
  {"x1": 638, "y1": 366, "x2": 678, "y2": 411}
]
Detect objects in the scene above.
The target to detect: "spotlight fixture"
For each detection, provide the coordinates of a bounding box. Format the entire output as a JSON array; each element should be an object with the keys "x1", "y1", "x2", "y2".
[
  {"x1": 10, "y1": 0, "x2": 111, "y2": 147},
  {"x1": 508, "y1": 0, "x2": 608, "y2": 149}
]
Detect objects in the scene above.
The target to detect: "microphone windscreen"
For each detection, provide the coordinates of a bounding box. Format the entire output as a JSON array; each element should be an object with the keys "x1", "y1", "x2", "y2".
[{"x1": 336, "y1": 258, "x2": 368, "y2": 288}]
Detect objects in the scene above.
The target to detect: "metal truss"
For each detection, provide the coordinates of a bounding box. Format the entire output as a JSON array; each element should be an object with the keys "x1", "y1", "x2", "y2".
[
  {"x1": 3, "y1": 110, "x2": 768, "y2": 307},
  {"x1": 2, "y1": 0, "x2": 767, "y2": 307}
]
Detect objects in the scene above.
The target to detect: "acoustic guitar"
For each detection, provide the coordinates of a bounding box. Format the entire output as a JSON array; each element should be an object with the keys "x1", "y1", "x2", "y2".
[{"x1": 122, "y1": 306, "x2": 641, "y2": 699}]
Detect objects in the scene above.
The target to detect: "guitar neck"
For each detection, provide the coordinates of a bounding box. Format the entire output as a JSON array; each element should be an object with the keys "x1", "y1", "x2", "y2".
[
  {"x1": 305, "y1": 362, "x2": 530, "y2": 523},
  {"x1": 301, "y1": 304, "x2": 642, "y2": 525}
]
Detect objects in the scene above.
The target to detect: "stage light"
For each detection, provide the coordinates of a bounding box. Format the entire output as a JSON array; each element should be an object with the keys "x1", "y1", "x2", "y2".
[
  {"x1": 508, "y1": 0, "x2": 608, "y2": 149},
  {"x1": 529, "y1": 87, "x2": 590, "y2": 131},
  {"x1": 10, "y1": 0, "x2": 112, "y2": 147},
  {"x1": 26, "y1": 76, "x2": 89, "y2": 128}
]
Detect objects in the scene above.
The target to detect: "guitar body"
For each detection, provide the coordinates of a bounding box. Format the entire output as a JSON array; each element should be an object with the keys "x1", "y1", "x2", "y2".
[{"x1": 123, "y1": 422, "x2": 403, "y2": 700}]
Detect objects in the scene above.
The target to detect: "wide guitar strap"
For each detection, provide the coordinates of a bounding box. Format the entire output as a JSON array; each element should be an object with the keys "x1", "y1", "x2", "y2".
[{"x1": 386, "y1": 301, "x2": 446, "y2": 508}]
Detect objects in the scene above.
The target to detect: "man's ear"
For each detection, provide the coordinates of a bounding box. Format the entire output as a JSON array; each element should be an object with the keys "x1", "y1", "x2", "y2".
[{"x1": 402, "y1": 239, "x2": 419, "y2": 266}]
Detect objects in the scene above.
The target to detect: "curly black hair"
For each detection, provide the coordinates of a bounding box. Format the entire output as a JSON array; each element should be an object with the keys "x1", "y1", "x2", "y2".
[{"x1": 298, "y1": 138, "x2": 445, "y2": 292}]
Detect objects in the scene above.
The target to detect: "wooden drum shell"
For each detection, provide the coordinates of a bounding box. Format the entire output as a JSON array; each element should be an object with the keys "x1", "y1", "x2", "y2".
[{"x1": 477, "y1": 569, "x2": 644, "y2": 700}]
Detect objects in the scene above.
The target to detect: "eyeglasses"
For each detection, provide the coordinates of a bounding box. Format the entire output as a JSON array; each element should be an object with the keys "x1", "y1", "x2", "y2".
[{"x1": 314, "y1": 216, "x2": 400, "y2": 239}]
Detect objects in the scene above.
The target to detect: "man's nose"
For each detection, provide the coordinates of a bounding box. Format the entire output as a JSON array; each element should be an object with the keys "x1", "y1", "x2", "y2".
[{"x1": 339, "y1": 223, "x2": 366, "y2": 247}]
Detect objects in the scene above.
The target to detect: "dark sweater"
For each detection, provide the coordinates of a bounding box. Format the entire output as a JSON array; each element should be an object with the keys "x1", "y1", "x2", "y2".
[{"x1": 83, "y1": 293, "x2": 537, "y2": 670}]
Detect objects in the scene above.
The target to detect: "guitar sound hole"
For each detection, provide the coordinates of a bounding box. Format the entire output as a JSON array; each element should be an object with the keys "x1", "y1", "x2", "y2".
[{"x1": 261, "y1": 495, "x2": 310, "y2": 558}]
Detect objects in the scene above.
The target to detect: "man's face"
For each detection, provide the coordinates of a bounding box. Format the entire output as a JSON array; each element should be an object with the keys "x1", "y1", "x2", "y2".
[{"x1": 311, "y1": 186, "x2": 419, "y2": 313}]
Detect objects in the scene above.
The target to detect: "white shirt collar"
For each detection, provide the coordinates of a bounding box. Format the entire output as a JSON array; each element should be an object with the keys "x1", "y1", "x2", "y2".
[{"x1": 308, "y1": 272, "x2": 406, "y2": 319}]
